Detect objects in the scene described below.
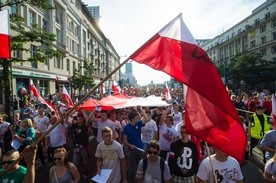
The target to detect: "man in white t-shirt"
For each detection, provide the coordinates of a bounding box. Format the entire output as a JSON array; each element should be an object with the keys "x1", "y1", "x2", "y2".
[
  {"x1": 141, "y1": 110, "x2": 158, "y2": 151},
  {"x1": 46, "y1": 115, "x2": 67, "y2": 161},
  {"x1": 93, "y1": 110, "x2": 116, "y2": 144},
  {"x1": 159, "y1": 107, "x2": 180, "y2": 162},
  {"x1": 172, "y1": 104, "x2": 182, "y2": 128},
  {"x1": 95, "y1": 126, "x2": 127, "y2": 183},
  {"x1": 33, "y1": 108, "x2": 49, "y2": 133},
  {"x1": 196, "y1": 148, "x2": 243, "y2": 183}
]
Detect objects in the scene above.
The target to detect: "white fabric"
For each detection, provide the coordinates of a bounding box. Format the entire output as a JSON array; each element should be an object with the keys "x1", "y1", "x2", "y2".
[
  {"x1": 97, "y1": 120, "x2": 116, "y2": 143},
  {"x1": 95, "y1": 140, "x2": 125, "y2": 183},
  {"x1": 34, "y1": 116, "x2": 49, "y2": 133},
  {"x1": 172, "y1": 112, "x2": 182, "y2": 128},
  {"x1": 197, "y1": 154, "x2": 243, "y2": 182},
  {"x1": 158, "y1": 13, "x2": 196, "y2": 44},
  {"x1": 159, "y1": 124, "x2": 179, "y2": 151},
  {"x1": 47, "y1": 123, "x2": 67, "y2": 147},
  {"x1": 0, "y1": 10, "x2": 10, "y2": 35},
  {"x1": 141, "y1": 119, "x2": 158, "y2": 143}
]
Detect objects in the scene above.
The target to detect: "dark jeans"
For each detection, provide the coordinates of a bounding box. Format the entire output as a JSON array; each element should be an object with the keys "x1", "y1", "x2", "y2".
[{"x1": 127, "y1": 148, "x2": 145, "y2": 183}]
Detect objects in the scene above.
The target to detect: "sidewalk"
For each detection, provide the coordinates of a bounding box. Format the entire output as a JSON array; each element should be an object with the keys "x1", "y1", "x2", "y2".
[{"x1": 241, "y1": 147, "x2": 265, "y2": 183}]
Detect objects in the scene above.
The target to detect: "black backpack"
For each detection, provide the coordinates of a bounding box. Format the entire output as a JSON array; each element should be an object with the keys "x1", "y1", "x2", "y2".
[{"x1": 142, "y1": 157, "x2": 165, "y2": 183}]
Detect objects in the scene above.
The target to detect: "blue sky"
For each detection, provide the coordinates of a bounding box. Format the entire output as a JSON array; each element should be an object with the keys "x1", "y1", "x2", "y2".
[{"x1": 83, "y1": 0, "x2": 266, "y2": 85}]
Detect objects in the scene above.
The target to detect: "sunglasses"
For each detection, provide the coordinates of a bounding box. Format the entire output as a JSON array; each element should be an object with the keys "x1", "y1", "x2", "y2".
[
  {"x1": 148, "y1": 150, "x2": 158, "y2": 155},
  {"x1": 0, "y1": 160, "x2": 15, "y2": 165},
  {"x1": 53, "y1": 157, "x2": 63, "y2": 161}
]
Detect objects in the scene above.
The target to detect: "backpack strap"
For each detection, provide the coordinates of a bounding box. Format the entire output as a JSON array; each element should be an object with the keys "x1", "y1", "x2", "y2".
[
  {"x1": 160, "y1": 158, "x2": 165, "y2": 183},
  {"x1": 143, "y1": 157, "x2": 165, "y2": 183},
  {"x1": 142, "y1": 157, "x2": 148, "y2": 179}
]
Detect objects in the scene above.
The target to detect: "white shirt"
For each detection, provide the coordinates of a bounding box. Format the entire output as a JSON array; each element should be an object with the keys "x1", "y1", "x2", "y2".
[
  {"x1": 141, "y1": 119, "x2": 158, "y2": 143},
  {"x1": 34, "y1": 115, "x2": 49, "y2": 133}
]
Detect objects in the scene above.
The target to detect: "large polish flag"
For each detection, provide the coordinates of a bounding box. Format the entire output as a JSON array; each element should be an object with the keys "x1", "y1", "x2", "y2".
[
  {"x1": 112, "y1": 80, "x2": 121, "y2": 93},
  {"x1": 30, "y1": 79, "x2": 55, "y2": 111},
  {"x1": 272, "y1": 94, "x2": 276, "y2": 129},
  {"x1": 129, "y1": 13, "x2": 246, "y2": 161},
  {"x1": 0, "y1": 10, "x2": 11, "y2": 59},
  {"x1": 62, "y1": 85, "x2": 74, "y2": 108},
  {"x1": 165, "y1": 83, "x2": 172, "y2": 101}
]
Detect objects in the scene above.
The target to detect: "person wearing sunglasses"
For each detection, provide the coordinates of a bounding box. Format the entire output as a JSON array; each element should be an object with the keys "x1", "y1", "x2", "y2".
[
  {"x1": 49, "y1": 147, "x2": 80, "y2": 183},
  {"x1": 0, "y1": 145, "x2": 37, "y2": 183},
  {"x1": 136, "y1": 140, "x2": 172, "y2": 183}
]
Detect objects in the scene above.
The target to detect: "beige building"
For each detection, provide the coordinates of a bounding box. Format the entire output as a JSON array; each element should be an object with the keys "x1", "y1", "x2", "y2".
[
  {"x1": 0, "y1": 0, "x2": 120, "y2": 110},
  {"x1": 202, "y1": 0, "x2": 276, "y2": 82}
]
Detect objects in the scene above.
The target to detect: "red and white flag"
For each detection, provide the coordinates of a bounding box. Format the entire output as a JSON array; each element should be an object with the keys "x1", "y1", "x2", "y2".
[
  {"x1": 112, "y1": 80, "x2": 121, "y2": 93},
  {"x1": 272, "y1": 94, "x2": 276, "y2": 129},
  {"x1": 29, "y1": 79, "x2": 55, "y2": 111},
  {"x1": 62, "y1": 85, "x2": 74, "y2": 108},
  {"x1": 165, "y1": 83, "x2": 172, "y2": 101},
  {"x1": 129, "y1": 13, "x2": 246, "y2": 161},
  {"x1": 0, "y1": 10, "x2": 11, "y2": 59}
]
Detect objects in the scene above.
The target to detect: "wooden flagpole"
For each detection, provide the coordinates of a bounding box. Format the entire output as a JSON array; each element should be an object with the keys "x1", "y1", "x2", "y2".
[
  {"x1": 1, "y1": 56, "x2": 131, "y2": 176},
  {"x1": 205, "y1": 141, "x2": 218, "y2": 183}
]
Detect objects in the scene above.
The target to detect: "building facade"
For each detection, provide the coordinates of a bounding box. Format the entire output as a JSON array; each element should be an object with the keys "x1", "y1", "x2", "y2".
[
  {"x1": 202, "y1": 0, "x2": 276, "y2": 73},
  {"x1": 0, "y1": 0, "x2": 120, "y2": 111}
]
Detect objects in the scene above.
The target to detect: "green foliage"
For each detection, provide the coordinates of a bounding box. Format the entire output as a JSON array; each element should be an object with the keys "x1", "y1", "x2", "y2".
[
  {"x1": 0, "y1": 0, "x2": 59, "y2": 118},
  {"x1": 71, "y1": 61, "x2": 95, "y2": 91},
  {"x1": 228, "y1": 52, "x2": 276, "y2": 87}
]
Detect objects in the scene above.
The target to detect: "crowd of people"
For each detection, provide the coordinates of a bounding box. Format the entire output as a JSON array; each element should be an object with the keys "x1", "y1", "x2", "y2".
[{"x1": 0, "y1": 87, "x2": 275, "y2": 183}]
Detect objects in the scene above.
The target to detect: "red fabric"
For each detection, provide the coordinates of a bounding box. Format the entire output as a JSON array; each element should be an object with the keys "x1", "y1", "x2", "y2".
[
  {"x1": 30, "y1": 80, "x2": 55, "y2": 111},
  {"x1": 0, "y1": 10, "x2": 11, "y2": 59},
  {"x1": 165, "y1": 83, "x2": 172, "y2": 101},
  {"x1": 129, "y1": 14, "x2": 246, "y2": 161},
  {"x1": 0, "y1": 34, "x2": 11, "y2": 59},
  {"x1": 62, "y1": 85, "x2": 74, "y2": 108},
  {"x1": 78, "y1": 98, "x2": 113, "y2": 111}
]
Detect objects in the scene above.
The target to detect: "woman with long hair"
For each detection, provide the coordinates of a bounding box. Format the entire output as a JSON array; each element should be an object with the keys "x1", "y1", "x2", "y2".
[
  {"x1": 13, "y1": 118, "x2": 36, "y2": 150},
  {"x1": 49, "y1": 147, "x2": 80, "y2": 183}
]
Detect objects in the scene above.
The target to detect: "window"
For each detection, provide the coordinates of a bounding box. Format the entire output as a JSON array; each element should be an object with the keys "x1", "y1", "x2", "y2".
[
  {"x1": 265, "y1": 12, "x2": 270, "y2": 20},
  {"x1": 260, "y1": 25, "x2": 266, "y2": 33},
  {"x1": 261, "y1": 36, "x2": 266, "y2": 44},
  {"x1": 29, "y1": 11, "x2": 36, "y2": 27},
  {"x1": 250, "y1": 40, "x2": 255, "y2": 48},
  {"x1": 255, "y1": 18, "x2": 260, "y2": 25},
  {"x1": 42, "y1": 19, "x2": 47, "y2": 31},
  {"x1": 73, "y1": 61, "x2": 76, "y2": 71},
  {"x1": 67, "y1": 59, "x2": 70, "y2": 72},
  {"x1": 272, "y1": 32, "x2": 276, "y2": 40},
  {"x1": 260, "y1": 49, "x2": 266, "y2": 56},
  {"x1": 11, "y1": 0, "x2": 18, "y2": 15},
  {"x1": 39, "y1": 80, "x2": 49, "y2": 97},
  {"x1": 272, "y1": 46, "x2": 276, "y2": 54},
  {"x1": 54, "y1": 57, "x2": 63, "y2": 69},
  {"x1": 272, "y1": 19, "x2": 276, "y2": 28}
]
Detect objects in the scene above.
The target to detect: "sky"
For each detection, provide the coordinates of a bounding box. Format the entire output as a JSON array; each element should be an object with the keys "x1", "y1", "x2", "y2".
[{"x1": 82, "y1": 0, "x2": 266, "y2": 86}]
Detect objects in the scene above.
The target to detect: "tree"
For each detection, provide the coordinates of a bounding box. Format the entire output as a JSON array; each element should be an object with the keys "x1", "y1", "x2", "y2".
[
  {"x1": 71, "y1": 61, "x2": 95, "y2": 95},
  {"x1": 227, "y1": 52, "x2": 276, "y2": 88},
  {"x1": 0, "y1": 0, "x2": 61, "y2": 119}
]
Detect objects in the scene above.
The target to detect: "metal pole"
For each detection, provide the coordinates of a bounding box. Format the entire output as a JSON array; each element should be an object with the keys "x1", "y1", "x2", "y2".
[{"x1": 2, "y1": 56, "x2": 132, "y2": 176}]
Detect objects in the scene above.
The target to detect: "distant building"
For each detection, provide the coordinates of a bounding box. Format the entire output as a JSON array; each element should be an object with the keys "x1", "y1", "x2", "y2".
[
  {"x1": 0, "y1": 0, "x2": 120, "y2": 111},
  {"x1": 120, "y1": 62, "x2": 137, "y2": 87},
  {"x1": 87, "y1": 6, "x2": 100, "y2": 24},
  {"x1": 202, "y1": 0, "x2": 276, "y2": 66}
]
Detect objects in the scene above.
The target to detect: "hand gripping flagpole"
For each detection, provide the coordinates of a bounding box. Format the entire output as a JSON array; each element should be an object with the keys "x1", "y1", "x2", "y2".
[
  {"x1": 1, "y1": 56, "x2": 131, "y2": 177},
  {"x1": 205, "y1": 141, "x2": 218, "y2": 183}
]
